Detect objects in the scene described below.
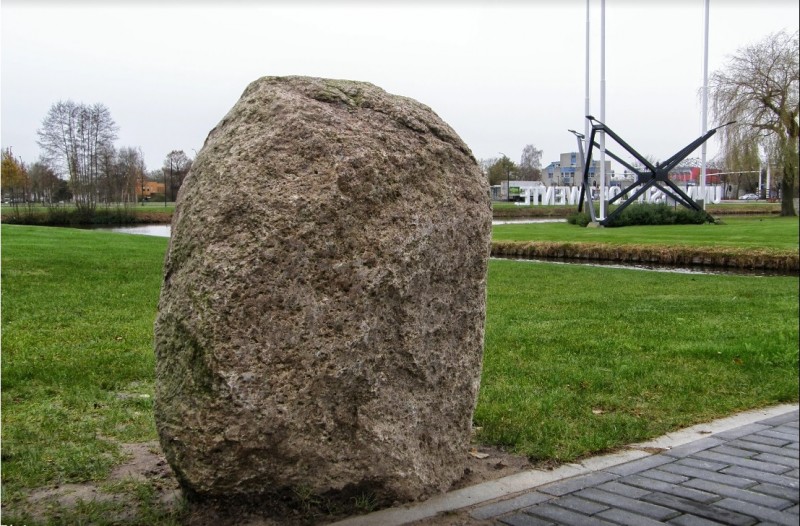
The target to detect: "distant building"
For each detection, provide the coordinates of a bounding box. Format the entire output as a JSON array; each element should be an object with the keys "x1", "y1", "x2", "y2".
[
  {"x1": 136, "y1": 181, "x2": 165, "y2": 198},
  {"x1": 544, "y1": 152, "x2": 612, "y2": 187},
  {"x1": 668, "y1": 159, "x2": 722, "y2": 185},
  {"x1": 498, "y1": 180, "x2": 544, "y2": 201}
]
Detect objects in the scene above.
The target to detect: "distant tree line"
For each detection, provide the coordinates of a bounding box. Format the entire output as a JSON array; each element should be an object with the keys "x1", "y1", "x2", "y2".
[
  {"x1": 1, "y1": 100, "x2": 193, "y2": 215},
  {"x1": 481, "y1": 144, "x2": 543, "y2": 186}
]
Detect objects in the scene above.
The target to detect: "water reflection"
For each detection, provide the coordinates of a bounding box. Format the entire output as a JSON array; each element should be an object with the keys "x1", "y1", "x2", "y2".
[{"x1": 89, "y1": 224, "x2": 171, "y2": 237}]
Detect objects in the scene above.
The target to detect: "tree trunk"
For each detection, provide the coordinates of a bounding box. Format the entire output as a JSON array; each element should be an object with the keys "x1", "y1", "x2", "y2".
[
  {"x1": 779, "y1": 137, "x2": 798, "y2": 216},
  {"x1": 780, "y1": 169, "x2": 797, "y2": 216}
]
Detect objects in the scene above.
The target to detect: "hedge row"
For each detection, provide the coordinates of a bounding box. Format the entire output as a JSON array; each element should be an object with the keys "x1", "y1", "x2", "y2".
[{"x1": 491, "y1": 240, "x2": 799, "y2": 271}]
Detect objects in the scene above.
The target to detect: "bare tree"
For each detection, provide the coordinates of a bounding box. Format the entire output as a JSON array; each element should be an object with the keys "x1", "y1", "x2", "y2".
[
  {"x1": 37, "y1": 100, "x2": 118, "y2": 213},
  {"x1": 163, "y1": 150, "x2": 192, "y2": 202},
  {"x1": 519, "y1": 144, "x2": 543, "y2": 180},
  {"x1": 118, "y1": 147, "x2": 147, "y2": 205},
  {"x1": 710, "y1": 30, "x2": 799, "y2": 215},
  {"x1": 27, "y1": 160, "x2": 61, "y2": 204}
]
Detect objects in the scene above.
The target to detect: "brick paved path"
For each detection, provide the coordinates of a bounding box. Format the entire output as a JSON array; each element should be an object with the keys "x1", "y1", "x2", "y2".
[{"x1": 472, "y1": 410, "x2": 799, "y2": 526}]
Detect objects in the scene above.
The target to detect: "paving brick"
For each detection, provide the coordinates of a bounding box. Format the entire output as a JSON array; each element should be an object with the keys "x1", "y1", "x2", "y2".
[
  {"x1": 774, "y1": 424, "x2": 800, "y2": 437},
  {"x1": 620, "y1": 474, "x2": 718, "y2": 503},
  {"x1": 595, "y1": 507, "x2": 666, "y2": 526},
  {"x1": 547, "y1": 495, "x2": 609, "y2": 515},
  {"x1": 787, "y1": 441, "x2": 799, "y2": 450},
  {"x1": 682, "y1": 478, "x2": 794, "y2": 509},
  {"x1": 595, "y1": 481, "x2": 650, "y2": 499},
  {"x1": 470, "y1": 491, "x2": 552, "y2": 520},
  {"x1": 637, "y1": 469, "x2": 691, "y2": 484},
  {"x1": 759, "y1": 429, "x2": 800, "y2": 442},
  {"x1": 498, "y1": 512, "x2": 554, "y2": 526},
  {"x1": 713, "y1": 423, "x2": 770, "y2": 440},
  {"x1": 524, "y1": 503, "x2": 617, "y2": 526},
  {"x1": 662, "y1": 437, "x2": 724, "y2": 458},
  {"x1": 785, "y1": 468, "x2": 800, "y2": 478},
  {"x1": 538, "y1": 471, "x2": 618, "y2": 497},
  {"x1": 708, "y1": 445, "x2": 758, "y2": 458},
  {"x1": 641, "y1": 492, "x2": 757, "y2": 526},
  {"x1": 714, "y1": 497, "x2": 799, "y2": 526},
  {"x1": 785, "y1": 504, "x2": 799, "y2": 514},
  {"x1": 692, "y1": 450, "x2": 791, "y2": 473},
  {"x1": 575, "y1": 487, "x2": 680, "y2": 521},
  {"x1": 756, "y1": 411, "x2": 800, "y2": 427},
  {"x1": 667, "y1": 514, "x2": 731, "y2": 526},
  {"x1": 754, "y1": 452, "x2": 800, "y2": 469},
  {"x1": 675, "y1": 457, "x2": 730, "y2": 472},
  {"x1": 750, "y1": 482, "x2": 800, "y2": 502},
  {"x1": 738, "y1": 434, "x2": 792, "y2": 447},
  {"x1": 603, "y1": 453, "x2": 675, "y2": 476},
  {"x1": 721, "y1": 465, "x2": 797, "y2": 487},
  {"x1": 659, "y1": 463, "x2": 757, "y2": 488},
  {"x1": 728, "y1": 438, "x2": 799, "y2": 457}
]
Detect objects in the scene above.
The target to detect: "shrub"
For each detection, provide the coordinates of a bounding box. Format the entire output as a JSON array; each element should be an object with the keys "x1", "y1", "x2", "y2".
[
  {"x1": 605, "y1": 203, "x2": 713, "y2": 227},
  {"x1": 567, "y1": 211, "x2": 592, "y2": 227}
]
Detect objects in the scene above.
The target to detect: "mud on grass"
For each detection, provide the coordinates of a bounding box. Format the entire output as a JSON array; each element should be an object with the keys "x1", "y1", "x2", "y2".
[{"x1": 2, "y1": 440, "x2": 184, "y2": 526}]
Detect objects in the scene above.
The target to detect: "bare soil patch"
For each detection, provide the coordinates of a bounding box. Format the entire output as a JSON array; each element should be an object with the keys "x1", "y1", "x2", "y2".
[
  {"x1": 19, "y1": 441, "x2": 534, "y2": 525},
  {"x1": 20, "y1": 441, "x2": 182, "y2": 524}
]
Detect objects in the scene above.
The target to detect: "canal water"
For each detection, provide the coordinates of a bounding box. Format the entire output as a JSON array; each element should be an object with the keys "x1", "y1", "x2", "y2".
[{"x1": 89, "y1": 224, "x2": 171, "y2": 237}]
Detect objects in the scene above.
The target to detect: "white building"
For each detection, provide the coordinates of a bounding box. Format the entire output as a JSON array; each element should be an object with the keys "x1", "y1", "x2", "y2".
[{"x1": 544, "y1": 152, "x2": 612, "y2": 187}]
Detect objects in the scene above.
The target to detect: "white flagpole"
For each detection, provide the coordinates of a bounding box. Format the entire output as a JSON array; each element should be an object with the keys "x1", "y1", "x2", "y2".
[
  {"x1": 585, "y1": 0, "x2": 591, "y2": 158},
  {"x1": 700, "y1": 0, "x2": 710, "y2": 208},
  {"x1": 599, "y1": 0, "x2": 607, "y2": 220}
]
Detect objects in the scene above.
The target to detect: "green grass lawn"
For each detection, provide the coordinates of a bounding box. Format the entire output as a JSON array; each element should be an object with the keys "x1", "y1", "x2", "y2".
[
  {"x1": 477, "y1": 258, "x2": 798, "y2": 460},
  {"x1": 1, "y1": 224, "x2": 798, "y2": 522},
  {"x1": 493, "y1": 215, "x2": 800, "y2": 251},
  {"x1": 1, "y1": 225, "x2": 176, "y2": 523}
]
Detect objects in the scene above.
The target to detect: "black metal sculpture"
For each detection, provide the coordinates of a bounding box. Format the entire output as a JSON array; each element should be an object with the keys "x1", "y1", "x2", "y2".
[{"x1": 574, "y1": 116, "x2": 734, "y2": 226}]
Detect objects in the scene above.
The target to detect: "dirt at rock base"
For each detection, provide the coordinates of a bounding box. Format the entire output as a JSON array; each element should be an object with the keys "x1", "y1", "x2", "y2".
[{"x1": 17, "y1": 441, "x2": 536, "y2": 525}]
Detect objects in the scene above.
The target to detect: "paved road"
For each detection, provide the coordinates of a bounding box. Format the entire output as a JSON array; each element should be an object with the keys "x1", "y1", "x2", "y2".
[{"x1": 473, "y1": 409, "x2": 799, "y2": 526}]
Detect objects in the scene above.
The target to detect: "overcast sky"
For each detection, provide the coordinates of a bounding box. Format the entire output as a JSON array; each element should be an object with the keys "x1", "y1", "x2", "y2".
[{"x1": 2, "y1": 0, "x2": 798, "y2": 174}]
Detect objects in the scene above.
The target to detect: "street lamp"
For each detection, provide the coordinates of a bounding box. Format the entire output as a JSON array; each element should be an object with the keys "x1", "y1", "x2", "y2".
[{"x1": 499, "y1": 152, "x2": 511, "y2": 202}]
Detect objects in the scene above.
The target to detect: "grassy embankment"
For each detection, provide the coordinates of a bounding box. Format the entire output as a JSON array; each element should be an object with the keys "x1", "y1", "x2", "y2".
[
  {"x1": 492, "y1": 216, "x2": 800, "y2": 270},
  {"x1": 1, "y1": 222, "x2": 798, "y2": 523},
  {"x1": 0, "y1": 202, "x2": 174, "y2": 226}
]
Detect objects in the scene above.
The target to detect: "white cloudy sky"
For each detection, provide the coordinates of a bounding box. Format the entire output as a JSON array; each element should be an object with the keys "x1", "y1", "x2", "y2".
[{"x1": 2, "y1": 0, "x2": 798, "y2": 173}]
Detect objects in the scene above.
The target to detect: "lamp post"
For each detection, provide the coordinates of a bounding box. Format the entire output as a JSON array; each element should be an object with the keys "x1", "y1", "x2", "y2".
[{"x1": 499, "y1": 152, "x2": 511, "y2": 201}]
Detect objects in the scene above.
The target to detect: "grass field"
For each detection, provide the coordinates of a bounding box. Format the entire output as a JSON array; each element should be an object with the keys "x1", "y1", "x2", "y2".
[
  {"x1": 493, "y1": 215, "x2": 800, "y2": 251},
  {"x1": 1, "y1": 226, "x2": 176, "y2": 524},
  {"x1": 477, "y1": 258, "x2": 798, "y2": 460},
  {"x1": 1, "y1": 222, "x2": 798, "y2": 523}
]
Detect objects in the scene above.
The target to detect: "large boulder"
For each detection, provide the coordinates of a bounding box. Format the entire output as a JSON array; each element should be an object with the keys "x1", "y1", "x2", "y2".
[{"x1": 154, "y1": 76, "x2": 492, "y2": 506}]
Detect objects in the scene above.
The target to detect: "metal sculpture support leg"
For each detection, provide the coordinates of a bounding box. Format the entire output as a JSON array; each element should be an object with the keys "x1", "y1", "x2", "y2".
[{"x1": 571, "y1": 129, "x2": 596, "y2": 223}]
